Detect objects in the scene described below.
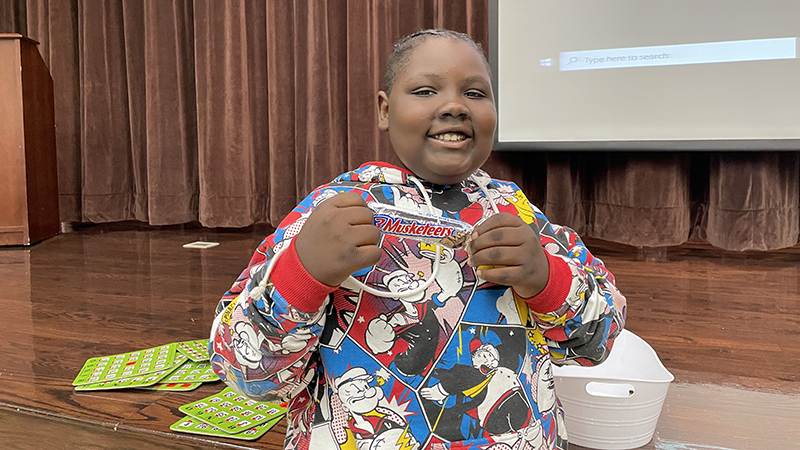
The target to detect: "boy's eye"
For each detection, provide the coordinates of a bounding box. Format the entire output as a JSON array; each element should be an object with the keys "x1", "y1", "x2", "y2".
[
  {"x1": 411, "y1": 88, "x2": 436, "y2": 96},
  {"x1": 465, "y1": 90, "x2": 486, "y2": 99}
]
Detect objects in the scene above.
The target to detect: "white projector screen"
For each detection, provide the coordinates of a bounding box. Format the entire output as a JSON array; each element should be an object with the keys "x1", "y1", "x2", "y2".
[{"x1": 489, "y1": 0, "x2": 800, "y2": 150}]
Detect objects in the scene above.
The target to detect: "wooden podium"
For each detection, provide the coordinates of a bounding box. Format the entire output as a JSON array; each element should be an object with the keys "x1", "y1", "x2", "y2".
[{"x1": 0, "y1": 34, "x2": 59, "y2": 246}]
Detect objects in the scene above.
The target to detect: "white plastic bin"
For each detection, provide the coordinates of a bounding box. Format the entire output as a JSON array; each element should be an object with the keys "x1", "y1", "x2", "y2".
[{"x1": 553, "y1": 330, "x2": 673, "y2": 450}]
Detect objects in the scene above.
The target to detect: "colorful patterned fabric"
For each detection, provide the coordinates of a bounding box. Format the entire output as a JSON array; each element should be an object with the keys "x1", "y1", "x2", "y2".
[{"x1": 209, "y1": 162, "x2": 626, "y2": 450}]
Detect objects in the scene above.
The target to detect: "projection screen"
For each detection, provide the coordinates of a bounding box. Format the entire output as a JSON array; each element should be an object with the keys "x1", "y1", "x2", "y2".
[{"x1": 489, "y1": 0, "x2": 800, "y2": 150}]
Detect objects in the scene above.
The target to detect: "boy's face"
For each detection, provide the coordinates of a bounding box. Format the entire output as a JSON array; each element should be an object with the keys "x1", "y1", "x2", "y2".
[{"x1": 377, "y1": 38, "x2": 497, "y2": 186}]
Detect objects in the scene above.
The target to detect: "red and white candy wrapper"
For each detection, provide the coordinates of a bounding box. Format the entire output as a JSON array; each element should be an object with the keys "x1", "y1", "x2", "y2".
[{"x1": 367, "y1": 202, "x2": 474, "y2": 249}]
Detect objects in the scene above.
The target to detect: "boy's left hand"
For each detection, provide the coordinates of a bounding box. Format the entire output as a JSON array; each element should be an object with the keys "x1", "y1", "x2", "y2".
[{"x1": 467, "y1": 213, "x2": 550, "y2": 298}]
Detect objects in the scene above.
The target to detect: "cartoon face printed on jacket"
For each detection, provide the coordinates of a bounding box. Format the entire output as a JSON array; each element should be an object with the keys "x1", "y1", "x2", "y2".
[
  {"x1": 311, "y1": 188, "x2": 339, "y2": 207},
  {"x1": 358, "y1": 165, "x2": 383, "y2": 183},
  {"x1": 232, "y1": 321, "x2": 264, "y2": 370},
  {"x1": 383, "y1": 269, "x2": 426, "y2": 303},
  {"x1": 377, "y1": 37, "x2": 497, "y2": 186},
  {"x1": 472, "y1": 342, "x2": 500, "y2": 374},
  {"x1": 536, "y1": 358, "x2": 556, "y2": 413},
  {"x1": 334, "y1": 368, "x2": 382, "y2": 415}
]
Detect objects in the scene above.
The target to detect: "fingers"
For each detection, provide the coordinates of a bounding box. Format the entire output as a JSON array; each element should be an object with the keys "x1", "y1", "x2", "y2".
[
  {"x1": 470, "y1": 214, "x2": 531, "y2": 255},
  {"x1": 351, "y1": 224, "x2": 383, "y2": 266},
  {"x1": 473, "y1": 265, "x2": 526, "y2": 287},
  {"x1": 468, "y1": 245, "x2": 529, "y2": 269},
  {"x1": 355, "y1": 244, "x2": 383, "y2": 268},
  {"x1": 327, "y1": 191, "x2": 369, "y2": 208},
  {"x1": 473, "y1": 213, "x2": 521, "y2": 235},
  {"x1": 477, "y1": 260, "x2": 549, "y2": 298},
  {"x1": 467, "y1": 213, "x2": 544, "y2": 285},
  {"x1": 350, "y1": 224, "x2": 382, "y2": 246},
  {"x1": 320, "y1": 192, "x2": 374, "y2": 225},
  {"x1": 296, "y1": 191, "x2": 380, "y2": 286},
  {"x1": 342, "y1": 205, "x2": 376, "y2": 226}
]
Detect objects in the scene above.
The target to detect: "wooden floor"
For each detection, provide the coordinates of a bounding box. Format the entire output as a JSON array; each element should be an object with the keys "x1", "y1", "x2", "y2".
[{"x1": 0, "y1": 223, "x2": 798, "y2": 450}]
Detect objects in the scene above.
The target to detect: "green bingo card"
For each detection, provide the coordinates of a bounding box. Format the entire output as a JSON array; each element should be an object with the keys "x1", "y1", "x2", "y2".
[
  {"x1": 159, "y1": 360, "x2": 218, "y2": 384},
  {"x1": 170, "y1": 415, "x2": 281, "y2": 440},
  {"x1": 142, "y1": 382, "x2": 202, "y2": 391},
  {"x1": 178, "y1": 387, "x2": 287, "y2": 434},
  {"x1": 74, "y1": 353, "x2": 188, "y2": 391},
  {"x1": 73, "y1": 344, "x2": 178, "y2": 386},
  {"x1": 176, "y1": 339, "x2": 210, "y2": 362}
]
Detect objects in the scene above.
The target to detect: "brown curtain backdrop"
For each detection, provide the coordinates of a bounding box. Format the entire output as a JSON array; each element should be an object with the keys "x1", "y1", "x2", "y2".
[
  {"x1": 0, "y1": 0, "x2": 25, "y2": 35},
  {"x1": 15, "y1": 0, "x2": 800, "y2": 251}
]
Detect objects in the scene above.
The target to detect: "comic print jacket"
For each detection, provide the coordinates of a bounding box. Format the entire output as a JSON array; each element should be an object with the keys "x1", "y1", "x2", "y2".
[{"x1": 209, "y1": 162, "x2": 627, "y2": 450}]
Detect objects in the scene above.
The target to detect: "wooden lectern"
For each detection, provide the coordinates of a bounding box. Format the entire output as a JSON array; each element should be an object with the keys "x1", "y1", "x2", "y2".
[{"x1": 0, "y1": 34, "x2": 59, "y2": 246}]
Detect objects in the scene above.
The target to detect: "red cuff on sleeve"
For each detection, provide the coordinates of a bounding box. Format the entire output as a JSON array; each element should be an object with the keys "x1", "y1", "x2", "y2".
[
  {"x1": 514, "y1": 252, "x2": 572, "y2": 314},
  {"x1": 270, "y1": 239, "x2": 337, "y2": 314}
]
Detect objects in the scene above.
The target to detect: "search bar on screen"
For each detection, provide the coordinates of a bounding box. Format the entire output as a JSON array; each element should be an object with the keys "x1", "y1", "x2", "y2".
[{"x1": 560, "y1": 37, "x2": 797, "y2": 72}]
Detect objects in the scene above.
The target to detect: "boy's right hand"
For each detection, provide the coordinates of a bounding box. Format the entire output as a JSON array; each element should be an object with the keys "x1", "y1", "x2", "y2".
[{"x1": 294, "y1": 192, "x2": 383, "y2": 287}]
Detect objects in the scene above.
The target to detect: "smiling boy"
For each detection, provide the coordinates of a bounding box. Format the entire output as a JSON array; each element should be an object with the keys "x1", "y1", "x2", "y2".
[
  {"x1": 210, "y1": 29, "x2": 625, "y2": 450},
  {"x1": 377, "y1": 36, "x2": 497, "y2": 186}
]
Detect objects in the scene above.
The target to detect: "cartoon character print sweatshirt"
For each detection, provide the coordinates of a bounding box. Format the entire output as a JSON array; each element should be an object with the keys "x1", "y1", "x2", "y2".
[{"x1": 209, "y1": 162, "x2": 627, "y2": 450}]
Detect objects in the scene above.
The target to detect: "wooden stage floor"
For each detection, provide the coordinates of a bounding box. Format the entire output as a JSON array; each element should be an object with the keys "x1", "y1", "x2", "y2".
[{"x1": 0, "y1": 223, "x2": 798, "y2": 449}]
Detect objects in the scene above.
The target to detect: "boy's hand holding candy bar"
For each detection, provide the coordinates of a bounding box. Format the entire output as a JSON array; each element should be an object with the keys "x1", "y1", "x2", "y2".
[
  {"x1": 295, "y1": 193, "x2": 383, "y2": 287},
  {"x1": 467, "y1": 213, "x2": 550, "y2": 299},
  {"x1": 368, "y1": 202, "x2": 549, "y2": 297},
  {"x1": 297, "y1": 194, "x2": 549, "y2": 297}
]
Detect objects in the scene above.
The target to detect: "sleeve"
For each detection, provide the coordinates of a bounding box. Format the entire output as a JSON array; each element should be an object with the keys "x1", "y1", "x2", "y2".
[
  {"x1": 501, "y1": 183, "x2": 627, "y2": 367},
  {"x1": 208, "y1": 184, "x2": 366, "y2": 401}
]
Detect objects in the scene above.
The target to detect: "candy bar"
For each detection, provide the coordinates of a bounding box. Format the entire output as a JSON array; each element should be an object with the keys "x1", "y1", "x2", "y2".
[{"x1": 367, "y1": 202, "x2": 473, "y2": 249}]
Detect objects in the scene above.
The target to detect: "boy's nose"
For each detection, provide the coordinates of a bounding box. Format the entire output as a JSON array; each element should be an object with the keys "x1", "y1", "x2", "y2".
[{"x1": 437, "y1": 98, "x2": 469, "y2": 119}]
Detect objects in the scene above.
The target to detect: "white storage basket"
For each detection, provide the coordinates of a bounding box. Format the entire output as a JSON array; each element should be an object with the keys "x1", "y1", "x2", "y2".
[{"x1": 553, "y1": 330, "x2": 673, "y2": 450}]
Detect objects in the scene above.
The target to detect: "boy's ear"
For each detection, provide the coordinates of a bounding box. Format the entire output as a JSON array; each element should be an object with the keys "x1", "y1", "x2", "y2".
[{"x1": 377, "y1": 91, "x2": 389, "y2": 131}]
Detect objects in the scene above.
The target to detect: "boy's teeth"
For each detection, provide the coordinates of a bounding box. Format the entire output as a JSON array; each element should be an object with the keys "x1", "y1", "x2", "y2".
[{"x1": 433, "y1": 133, "x2": 467, "y2": 141}]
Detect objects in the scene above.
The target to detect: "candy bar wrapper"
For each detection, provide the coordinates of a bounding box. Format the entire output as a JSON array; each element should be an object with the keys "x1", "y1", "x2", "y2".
[{"x1": 368, "y1": 202, "x2": 474, "y2": 250}]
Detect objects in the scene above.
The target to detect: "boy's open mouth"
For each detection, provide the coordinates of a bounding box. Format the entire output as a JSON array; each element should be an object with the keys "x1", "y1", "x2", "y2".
[{"x1": 429, "y1": 131, "x2": 471, "y2": 142}]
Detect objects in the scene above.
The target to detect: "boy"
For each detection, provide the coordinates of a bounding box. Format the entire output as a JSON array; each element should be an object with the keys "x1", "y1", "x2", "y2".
[{"x1": 210, "y1": 29, "x2": 626, "y2": 450}]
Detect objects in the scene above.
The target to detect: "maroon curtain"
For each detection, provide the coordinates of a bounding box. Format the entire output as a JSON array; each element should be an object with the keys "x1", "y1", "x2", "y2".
[
  {"x1": 22, "y1": 0, "x2": 800, "y2": 251},
  {"x1": 0, "y1": 0, "x2": 25, "y2": 35}
]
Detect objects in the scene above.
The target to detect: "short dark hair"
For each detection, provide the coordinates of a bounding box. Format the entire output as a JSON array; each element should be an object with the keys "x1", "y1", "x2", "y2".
[{"x1": 383, "y1": 29, "x2": 492, "y2": 95}]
